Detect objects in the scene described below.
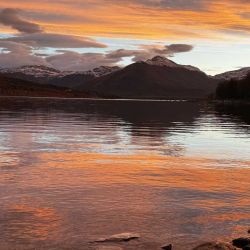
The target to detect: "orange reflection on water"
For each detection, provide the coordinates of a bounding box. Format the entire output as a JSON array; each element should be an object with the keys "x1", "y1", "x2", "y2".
[
  {"x1": 2, "y1": 204, "x2": 61, "y2": 242},
  {"x1": 30, "y1": 152, "x2": 250, "y2": 203}
]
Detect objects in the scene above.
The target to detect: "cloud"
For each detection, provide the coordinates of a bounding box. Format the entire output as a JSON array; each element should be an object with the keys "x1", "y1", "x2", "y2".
[
  {"x1": 0, "y1": 40, "x2": 194, "y2": 70},
  {"x1": 2, "y1": 33, "x2": 107, "y2": 48},
  {"x1": 107, "y1": 44, "x2": 193, "y2": 62},
  {"x1": 0, "y1": 41, "x2": 48, "y2": 68},
  {"x1": 0, "y1": 8, "x2": 106, "y2": 49},
  {"x1": 0, "y1": 8, "x2": 43, "y2": 34},
  {"x1": 0, "y1": 8, "x2": 194, "y2": 70},
  {"x1": 111, "y1": 0, "x2": 207, "y2": 11},
  {"x1": 46, "y1": 51, "x2": 120, "y2": 71}
]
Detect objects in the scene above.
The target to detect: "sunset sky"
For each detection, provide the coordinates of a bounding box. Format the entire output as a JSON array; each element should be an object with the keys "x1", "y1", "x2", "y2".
[{"x1": 0, "y1": 0, "x2": 250, "y2": 74}]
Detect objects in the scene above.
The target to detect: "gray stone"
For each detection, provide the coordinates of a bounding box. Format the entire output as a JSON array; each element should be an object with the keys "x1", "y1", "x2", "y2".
[{"x1": 95, "y1": 233, "x2": 140, "y2": 243}]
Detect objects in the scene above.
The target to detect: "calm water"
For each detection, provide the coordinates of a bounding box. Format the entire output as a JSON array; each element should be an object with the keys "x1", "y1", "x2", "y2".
[{"x1": 0, "y1": 97, "x2": 249, "y2": 250}]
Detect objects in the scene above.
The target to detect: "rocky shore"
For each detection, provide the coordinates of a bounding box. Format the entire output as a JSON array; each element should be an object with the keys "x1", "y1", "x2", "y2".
[{"x1": 91, "y1": 230, "x2": 250, "y2": 250}]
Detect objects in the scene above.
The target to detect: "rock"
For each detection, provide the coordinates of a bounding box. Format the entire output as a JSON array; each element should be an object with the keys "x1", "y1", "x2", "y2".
[
  {"x1": 243, "y1": 245, "x2": 250, "y2": 250},
  {"x1": 162, "y1": 244, "x2": 172, "y2": 250},
  {"x1": 193, "y1": 242, "x2": 236, "y2": 250},
  {"x1": 248, "y1": 229, "x2": 250, "y2": 234},
  {"x1": 232, "y1": 238, "x2": 250, "y2": 248},
  {"x1": 95, "y1": 233, "x2": 140, "y2": 243}
]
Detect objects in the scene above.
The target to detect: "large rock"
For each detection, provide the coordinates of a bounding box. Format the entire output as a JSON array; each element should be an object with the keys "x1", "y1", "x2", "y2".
[
  {"x1": 161, "y1": 244, "x2": 172, "y2": 249},
  {"x1": 95, "y1": 233, "x2": 140, "y2": 243},
  {"x1": 232, "y1": 238, "x2": 250, "y2": 248},
  {"x1": 193, "y1": 242, "x2": 236, "y2": 250}
]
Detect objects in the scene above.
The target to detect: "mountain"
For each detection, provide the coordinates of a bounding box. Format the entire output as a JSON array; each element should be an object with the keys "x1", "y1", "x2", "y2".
[
  {"x1": 0, "y1": 75, "x2": 92, "y2": 98},
  {"x1": 214, "y1": 67, "x2": 250, "y2": 81},
  {"x1": 0, "y1": 65, "x2": 121, "y2": 89},
  {"x1": 0, "y1": 57, "x2": 219, "y2": 99},
  {"x1": 77, "y1": 56, "x2": 218, "y2": 99}
]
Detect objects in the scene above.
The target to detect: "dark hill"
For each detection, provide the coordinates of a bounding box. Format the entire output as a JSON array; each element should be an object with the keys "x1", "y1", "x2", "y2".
[
  {"x1": 0, "y1": 75, "x2": 92, "y2": 98},
  {"x1": 77, "y1": 61, "x2": 218, "y2": 99}
]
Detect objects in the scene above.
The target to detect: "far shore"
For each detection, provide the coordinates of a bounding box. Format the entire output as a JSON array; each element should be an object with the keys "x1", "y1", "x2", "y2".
[{"x1": 0, "y1": 95, "x2": 250, "y2": 104}]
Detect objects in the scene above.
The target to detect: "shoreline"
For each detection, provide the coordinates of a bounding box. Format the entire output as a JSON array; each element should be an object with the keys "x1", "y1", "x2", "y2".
[{"x1": 0, "y1": 95, "x2": 249, "y2": 104}]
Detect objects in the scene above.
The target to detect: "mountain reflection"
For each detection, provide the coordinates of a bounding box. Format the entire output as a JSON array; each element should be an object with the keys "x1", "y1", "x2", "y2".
[
  {"x1": 214, "y1": 102, "x2": 250, "y2": 126},
  {"x1": 0, "y1": 98, "x2": 203, "y2": 158}
]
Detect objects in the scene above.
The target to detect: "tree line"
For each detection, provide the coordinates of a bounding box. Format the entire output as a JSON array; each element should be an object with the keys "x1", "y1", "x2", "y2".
[{"x1": 216, "y1": 74, "x2": 250, "y2": 100}]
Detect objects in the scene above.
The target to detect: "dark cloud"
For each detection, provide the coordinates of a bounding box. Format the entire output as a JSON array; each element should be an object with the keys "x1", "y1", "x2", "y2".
[
  {"x1": 240, "y1": 12, "x2": 250, "y2": 19},
  {"x1": 0, "y1": 8, "x2": 43, "y2": 34},
  {"x1": 108, "y1": 0, "x2": 208, "y2": 11},
  {"x1": 2, "y1": 33, "x2": 107, "y2": 48},
  {"x1": 158, "y1": 0, "x2": 206, "y2": 10},
  {"x1": 167, "y1": 44, "x2": 194, "y2": 53},
  {"x1": 0, "y1": 8, "x2": 106, "y2": 48}
]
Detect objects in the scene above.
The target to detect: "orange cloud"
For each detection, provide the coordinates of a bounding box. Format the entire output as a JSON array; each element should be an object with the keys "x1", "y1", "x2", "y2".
[{"x1": 0, "y1": 0, "x2": 250, "y2": 40}]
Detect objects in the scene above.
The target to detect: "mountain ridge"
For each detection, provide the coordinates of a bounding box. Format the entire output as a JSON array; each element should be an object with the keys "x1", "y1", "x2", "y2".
[{"x1": 1, "y1": 56, "x2": 249, "y2": 99}]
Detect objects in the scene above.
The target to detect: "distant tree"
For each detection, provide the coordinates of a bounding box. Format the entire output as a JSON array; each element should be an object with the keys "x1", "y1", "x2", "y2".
[{"x1": 216, "y1": 73, "x2": 250, "y2": 100}]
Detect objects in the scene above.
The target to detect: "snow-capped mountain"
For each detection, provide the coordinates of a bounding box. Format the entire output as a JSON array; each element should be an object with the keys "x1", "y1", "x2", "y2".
[
  {"x1": 0, "y1": 65, "x2": 61, "y2": 78},
  {"x1": 214, "y1": 67, "x2": 250, "y2": 81},
  {"x1": 0, "y1": 65, "x2": 121, "y2": 88},
  {"x1": 143, "y1": 56, "x2": 201, "y2": 72},
  {"x1": 0, "y1": 65, "x2": 120, "y2": 78}
]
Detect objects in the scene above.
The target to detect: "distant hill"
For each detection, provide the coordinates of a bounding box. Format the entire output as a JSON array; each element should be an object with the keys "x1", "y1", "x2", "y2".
[
  {"x1": 0, "y1": 75, "x2": 92, "y2": 98},
  {"x1": 77, "y1": 56, "x2": 218, "y2": 99},
  {"x1": 214, "y1": 67, "x2": 250, "y2": 81}
]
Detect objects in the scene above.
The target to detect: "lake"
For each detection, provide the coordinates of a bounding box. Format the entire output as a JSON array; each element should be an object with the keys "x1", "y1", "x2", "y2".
[{"x1": 0, "y1": 97, "x2": 249, "y2": 250}]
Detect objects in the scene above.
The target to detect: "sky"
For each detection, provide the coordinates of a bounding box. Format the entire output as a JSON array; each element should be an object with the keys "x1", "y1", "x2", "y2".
[{"x1": 0, "y1": 0, "x2": 250, "y2": 74}]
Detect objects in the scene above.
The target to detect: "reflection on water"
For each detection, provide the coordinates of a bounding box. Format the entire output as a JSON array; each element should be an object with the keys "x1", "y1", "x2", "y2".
[{"x1": 0, "y1": 97, "x2": 249, "y2": 250}]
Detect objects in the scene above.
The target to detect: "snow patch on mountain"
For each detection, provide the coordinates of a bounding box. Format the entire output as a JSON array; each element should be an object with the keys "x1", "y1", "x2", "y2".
[{"x1": 144, "y1": 56, "x2": 201, "y2": 72}]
